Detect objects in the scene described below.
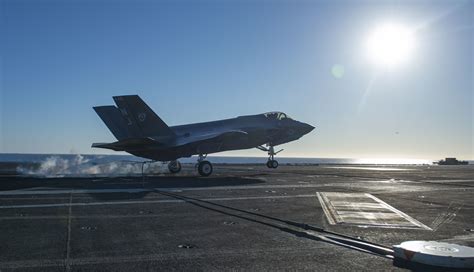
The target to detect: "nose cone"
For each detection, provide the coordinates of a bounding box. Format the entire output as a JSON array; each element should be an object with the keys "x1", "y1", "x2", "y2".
[
  {"x1": 303, "y1": 123, "x2": 315, "y2": 134},
  {"x1": 301, "y1": 123, "x2": 315, "y2": 135}
]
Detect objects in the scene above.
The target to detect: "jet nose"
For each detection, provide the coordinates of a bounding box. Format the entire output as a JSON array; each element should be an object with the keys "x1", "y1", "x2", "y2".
[{"x1": 300, "y1": 123, "x2": 315, "y2": 135}]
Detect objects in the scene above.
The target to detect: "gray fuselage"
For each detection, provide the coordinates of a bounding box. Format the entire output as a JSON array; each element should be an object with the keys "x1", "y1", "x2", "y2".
[{"x1": 128, "y1": 113, "x2": 314, "y2": 161}]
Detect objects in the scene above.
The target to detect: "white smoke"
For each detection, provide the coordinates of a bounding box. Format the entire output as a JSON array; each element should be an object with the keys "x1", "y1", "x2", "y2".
[{"x1": 17, "y1": 154, "x2": 168, "y2": 178}]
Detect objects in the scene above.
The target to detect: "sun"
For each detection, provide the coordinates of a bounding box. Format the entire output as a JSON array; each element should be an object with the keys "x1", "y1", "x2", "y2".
[{"x1": 367, "y1": 23, "x2": 415, "y2": 67}]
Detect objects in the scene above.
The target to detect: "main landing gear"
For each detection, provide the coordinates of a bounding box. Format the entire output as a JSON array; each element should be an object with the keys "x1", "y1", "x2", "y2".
[
  {"x1": 167, "y1": 155, "x2": 213, "y2": 177},
  {"x1": 168, "y1": 160, "x2": 182, "y2": 173},
  {"x1": 257, "y1": 145, "x2": 283, "y2": 169},
  {"x1": 196, "y1": 154, "x2": 213, "y2": 177}
]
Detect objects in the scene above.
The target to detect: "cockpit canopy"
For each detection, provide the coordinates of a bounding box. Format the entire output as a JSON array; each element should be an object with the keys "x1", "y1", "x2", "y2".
[{"x1": 263, "y1": 112, "x2": 291, "y2": 120}]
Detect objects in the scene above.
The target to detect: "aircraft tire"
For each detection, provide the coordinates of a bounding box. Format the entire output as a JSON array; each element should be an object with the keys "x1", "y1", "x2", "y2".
[
  {"x1": 271, "y1": 160, "x2": 279, "y2": 168},
  {"x1": 198, "y1": 161, "x2": 213, "y2": 176},
  {"x1": 266, "y1": 161, "x2": 272, "y2": 168},
  {"x1": 168, "y1": 160, "x2": 182, "y2": 173}
]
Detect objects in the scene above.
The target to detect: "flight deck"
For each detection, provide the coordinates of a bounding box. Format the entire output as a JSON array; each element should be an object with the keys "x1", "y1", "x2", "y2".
[{"x1": 0, "y1": 164, "x2": 473, "y2": 271}]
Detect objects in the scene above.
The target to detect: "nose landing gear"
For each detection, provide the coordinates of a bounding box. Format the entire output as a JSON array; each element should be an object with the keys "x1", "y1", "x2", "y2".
[
  {"x1": 266, "y1": 159, "x2": 279, "y2": 169},
  {"x1": 257, "y1": 145, "x2": 283, "y2": 169}
]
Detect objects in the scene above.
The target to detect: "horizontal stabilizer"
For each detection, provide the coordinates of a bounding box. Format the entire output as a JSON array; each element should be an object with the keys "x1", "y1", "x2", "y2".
[{"x1": 92, "y1": 137, "x2": 161, "y2": 151}]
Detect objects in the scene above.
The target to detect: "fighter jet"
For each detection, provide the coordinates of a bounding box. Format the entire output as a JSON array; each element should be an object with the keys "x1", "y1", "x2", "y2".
[{"x1": 92, "y1": 95, "x2": 314, "y2": 176}]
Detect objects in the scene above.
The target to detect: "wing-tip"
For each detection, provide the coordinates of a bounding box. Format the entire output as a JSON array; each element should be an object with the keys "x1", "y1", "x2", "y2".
[{"x1": 112, "y1": 94, "x2": 140, "y2": 101}]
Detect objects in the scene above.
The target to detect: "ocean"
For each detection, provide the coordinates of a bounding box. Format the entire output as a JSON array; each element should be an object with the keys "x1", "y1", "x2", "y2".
[
  {"x1": 0, "y1": 153, "x2": 434, "y2": 165},
  {"x1": 0, "y1": 153, "x2": 464, "y2": 178}
]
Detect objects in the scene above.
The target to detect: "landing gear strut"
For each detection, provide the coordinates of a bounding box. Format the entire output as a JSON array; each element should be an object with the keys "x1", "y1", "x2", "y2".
[
  {"x1": 196, "y1": 154, "x2": 213, "y2": 177},
  {"x1": 168, "y1": 160, "x2": 181, "y2": 173},
  {"x1": 257, "y1": 145, "x2": 283, "y2": 169}
]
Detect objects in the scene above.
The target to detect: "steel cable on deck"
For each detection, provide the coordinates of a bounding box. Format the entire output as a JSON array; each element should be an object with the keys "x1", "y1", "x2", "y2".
[{"x1": 154, "y1": 189, "x2": 394, "y2": 258}]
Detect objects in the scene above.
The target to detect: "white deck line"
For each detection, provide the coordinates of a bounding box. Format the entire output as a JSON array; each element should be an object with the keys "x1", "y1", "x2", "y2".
[
  {"x1": 0, "y1": 184, "x2": 327, "y2": 196},
  {"x1": 364, "y1": 193, "x2": 432, "y2": 230},
  {"x1": 0, "y1": 194, "x2": 315, "y2": 209}
]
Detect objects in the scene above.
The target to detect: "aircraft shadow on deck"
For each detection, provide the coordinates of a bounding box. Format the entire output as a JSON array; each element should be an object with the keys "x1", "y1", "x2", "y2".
[
  {"x1": 0, "y1": 175, "x2": 266, "y2": 201},
  {"x1": 91, "y1": 175, "x2": 267, "y2": 200}
]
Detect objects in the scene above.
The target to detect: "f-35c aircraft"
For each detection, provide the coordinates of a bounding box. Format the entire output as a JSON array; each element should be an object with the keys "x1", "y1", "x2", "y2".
[{"x1": 92, "y1": 95, "x2": 314, "y2": 176}]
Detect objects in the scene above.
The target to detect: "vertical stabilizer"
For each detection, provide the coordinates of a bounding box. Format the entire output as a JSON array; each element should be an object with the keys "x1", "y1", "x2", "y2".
[
  {"x1": 93, "y1": 106, "x2": 140, "y2": 140},
  {"x1": 113, "y1": 95, "x2": 176, "y2": 138}
]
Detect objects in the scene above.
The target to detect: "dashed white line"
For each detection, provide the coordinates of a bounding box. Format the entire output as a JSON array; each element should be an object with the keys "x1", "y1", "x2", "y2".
[
  {"x1": 0, "y1": 194, "x2": 316, "y2": 209},
  {"x1": 0, "y1": 184, "x2": 325, "y2": 196}
]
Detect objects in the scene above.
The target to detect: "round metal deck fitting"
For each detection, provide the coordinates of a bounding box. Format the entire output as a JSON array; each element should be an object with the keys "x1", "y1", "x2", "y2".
[{"x1": 393, "y1": 240, "x2": 474, "y2": 269}]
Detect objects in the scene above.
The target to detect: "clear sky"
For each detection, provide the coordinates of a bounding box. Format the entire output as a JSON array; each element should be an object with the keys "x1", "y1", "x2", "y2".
[{"x1": 1, "y1": 0, "x2": 473, "y2": 160}]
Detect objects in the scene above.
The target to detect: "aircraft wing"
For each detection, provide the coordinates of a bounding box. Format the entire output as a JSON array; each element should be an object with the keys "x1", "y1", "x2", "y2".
[
  {"x1": 174, "y1": 130, "x2": 248, "y2": 147},
  {"x1": 93, "y1": 130, "x2": 249, "y2": 152}
]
